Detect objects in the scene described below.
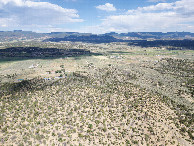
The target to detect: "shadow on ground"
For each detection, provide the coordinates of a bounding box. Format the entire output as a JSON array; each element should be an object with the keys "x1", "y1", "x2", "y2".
[
  {"x1": 128, "y1": 40, "x2": 194, "y2": 50},
  {"x1": 0, "y1": 47, "x2": 101, "y2": 62}
]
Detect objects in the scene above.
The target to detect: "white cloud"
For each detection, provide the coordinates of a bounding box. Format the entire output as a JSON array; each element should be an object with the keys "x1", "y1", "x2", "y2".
[
  {"x1": 87, "y1": 0, "x2": 194, "y2": 33},
  {"x1": 100, "y1": 12, "x2": 180, "y2": 32},
  {"x1": 174, "y1": 0, "x2": 194, "y2": 16},
  {"x1": 138, "y1": 3, "x2": 174, "y2": 11},
  {"x1": 96, "y1": 3, "x2": 116, "y2": 12},
  {"x1": 127, "y1": 2, "x2": 174, "y2": 14},
  {"x1": 0, "y1": 0, "x2": 83, "y2": 31}
]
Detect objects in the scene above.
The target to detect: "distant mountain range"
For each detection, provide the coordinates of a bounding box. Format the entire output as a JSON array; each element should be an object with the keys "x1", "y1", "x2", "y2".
[
  {"x1": 107, "y1": 32, "x2": 194, "y2": 39},
  {"x1": 43, "y1": 35, "x2": 122, "y2": 43},
  {"x1": 0, "y1": 30, "x2": 194, "y2": 42}
]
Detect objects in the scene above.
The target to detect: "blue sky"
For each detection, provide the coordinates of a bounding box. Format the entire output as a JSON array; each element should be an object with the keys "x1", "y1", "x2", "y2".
[{"x1": 0, "y1": 0, "x2": 194, "y2": 33}]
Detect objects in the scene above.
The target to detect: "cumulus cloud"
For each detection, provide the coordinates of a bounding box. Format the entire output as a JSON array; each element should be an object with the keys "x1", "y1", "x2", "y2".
[
  {"x1": 96, "y1": 3, "x2": 116, "y2": 12},
  {"x1": 99, "y1": 12, "x2": 180, "y2": 32},
  {"x1": 128, "y1": 0, "x2": 194, "y2": 15},
  {"x1": 89, "y1": 0, "x2": 194, "y2": 33},
  {"x1": 0, "y1": 0, "x2": 83, "y2": 31},
  {"x1": 174, "y1": 0, "x2": 194, "y2": 16},
  {"x1": 138, "y1": 3, "x2": 174, "y2": 12}
]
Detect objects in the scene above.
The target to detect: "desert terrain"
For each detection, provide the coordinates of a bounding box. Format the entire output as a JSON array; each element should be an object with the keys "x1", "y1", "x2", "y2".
[{"x1": 0, "y1": 41, "x2": 193, "y2": 145}]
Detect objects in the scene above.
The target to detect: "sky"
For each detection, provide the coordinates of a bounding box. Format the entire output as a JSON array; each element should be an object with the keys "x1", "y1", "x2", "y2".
[{"x1": 0, "y1": 0, "x2": 194, "y2": 33}]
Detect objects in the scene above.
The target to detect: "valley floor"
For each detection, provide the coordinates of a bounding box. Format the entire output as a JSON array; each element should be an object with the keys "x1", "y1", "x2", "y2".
[{"x1": 0, "y1": 42, "x2": 193, "y2": 145}]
